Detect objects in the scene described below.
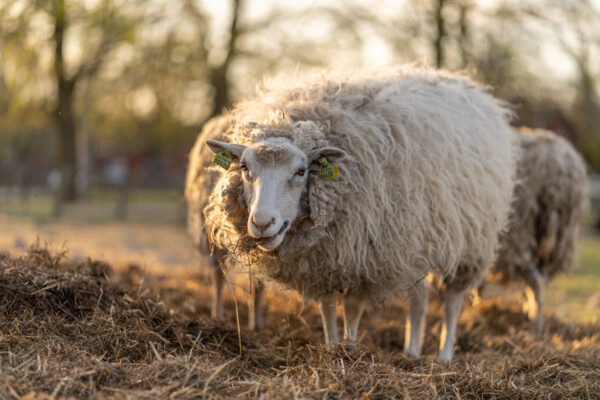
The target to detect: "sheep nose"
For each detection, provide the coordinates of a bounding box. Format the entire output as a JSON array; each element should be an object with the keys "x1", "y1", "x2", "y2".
[{"x1": 252, "y1": 216, "x2": 275, "y2": 234}]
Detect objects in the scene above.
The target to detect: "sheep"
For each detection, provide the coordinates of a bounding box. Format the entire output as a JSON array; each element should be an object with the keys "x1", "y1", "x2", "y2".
[
  {"x1": 485, "y1": 127, "x2": 588, "y2": 334},
  {"x1": 202, "y1": 67, "x2": 517, "y2": 361},
  {"x1": 185, "y1": 113, "x2": 265, "y2": 330}
]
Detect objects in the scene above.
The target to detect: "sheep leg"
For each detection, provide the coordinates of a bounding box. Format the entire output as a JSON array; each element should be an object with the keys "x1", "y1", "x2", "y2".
[
  {"x1": 211, "y1": 266, "x2": 225, "y2": 320},
  {"x1": 248, "y1": 276, "x2": 265, "y2": 331},
  {"x1": 319, "y1": 294, "x2": 339, "y2": 345},
  {"x1": 525, "y1": 266, "x2": 545, "y2": 335},
  {"x1": 405, "y1": 283, "x2": 428, "y2": 357},
  {"x1": 343, "y1": 292, "x2": 366, "y2": 341},
  {"x1": 438, "y1": 289, "x2": 464, "y2": 362},
  {"x1": 472, "y1": 281, "x2": 486, "y2": 307}
]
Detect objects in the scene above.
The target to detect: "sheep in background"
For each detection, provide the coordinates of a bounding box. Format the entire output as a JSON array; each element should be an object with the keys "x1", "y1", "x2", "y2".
[
  {"x1": 185, "y1": 113, "x2": 265, "y2": 330},
  {"x1": 203, "y1": 67, "x2": 516, "y2": 361},
  {"x1": 487, "y1": 127, "x2": 588, "y2": 334}
]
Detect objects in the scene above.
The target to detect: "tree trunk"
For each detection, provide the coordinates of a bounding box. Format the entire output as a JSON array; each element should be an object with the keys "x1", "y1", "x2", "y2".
[
  {"x1": 458, "y1": 2, "x2": 470, "y2": 67},
  {"x1": 56, "y1": 81, "x2": 77, "y2": 201},
  {"x1": 209, "y1": 65, "x2": 229, "y2": 118},
  {"x1": 433, "y1": 0, "x2": 446, "y2": 68},
  {"x1": 53, "y1": 0, "x2": 78, "y2": 202},
  {"x1": 208, "y1": 0, "x2": 241, "y2": 118}
]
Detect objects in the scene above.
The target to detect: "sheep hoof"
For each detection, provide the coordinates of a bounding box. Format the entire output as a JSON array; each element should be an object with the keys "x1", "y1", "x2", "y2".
[
  {"x1": 530, "y1": 321, "x2": 544, "y2": 336},
  {"x1": 248, "y1": 317, "x2": 264, "y2": 331},
  {"x1": 405, "y1": 348, "x2": 421, "y2": 358},
  {"x1": 342, "y1": 339, "x2": 359, "y2": 348},
  {"x1": 437, "y1": 353, "x2": 453, "y2": 364}
]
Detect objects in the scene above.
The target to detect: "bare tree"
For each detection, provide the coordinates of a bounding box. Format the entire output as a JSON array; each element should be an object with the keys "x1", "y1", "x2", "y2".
[
  {"x1": 209, "y1": 0, "x2": 241, "y2": 117},
  {"x1": 51, "y1": 0, "x2": 136, "y2": 204},
  {"x1": 52, "y1": 0, "x2": 77, "y2": 202},
  {"x1": 0, "y1": 0, "x2": 138, "y2": 206},
  {"x1": 186, "y1": 0, "x2": 366, "y2": 121},
  {"x1": 433, "y1": 0, "x2": 447, "y2": 68},
  {"x1": 523, "y1": 0, "x2": 600, "y2": 164},
  {"x1": 185, "y1": 0, "x2": 242, "y2": 118},
  {"x1": 457, "y1": 0, "x2": 472, "y2": 67}
]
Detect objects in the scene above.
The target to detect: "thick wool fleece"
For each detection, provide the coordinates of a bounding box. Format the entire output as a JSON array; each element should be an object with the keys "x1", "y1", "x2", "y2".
[
  {"x1": 185, "y1": 113, "x2": 233, "y2": 256},
  {"x1": 203, "y1": 67, "x2": 517, "y2": 301},
  {"x1": 490, "y1": 127, "x2": 588, "y2": 284}
]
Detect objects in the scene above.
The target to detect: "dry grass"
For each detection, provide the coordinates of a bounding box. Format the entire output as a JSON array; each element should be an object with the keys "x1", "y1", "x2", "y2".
[{"x1": 1, "y1": 245, "x2": 599, "y2": 399}]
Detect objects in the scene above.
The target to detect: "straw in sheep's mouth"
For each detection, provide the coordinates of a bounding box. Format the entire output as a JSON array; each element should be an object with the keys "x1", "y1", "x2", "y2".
[{"x1": 256, "y1": 220, "x2": 290, "y2": 245}]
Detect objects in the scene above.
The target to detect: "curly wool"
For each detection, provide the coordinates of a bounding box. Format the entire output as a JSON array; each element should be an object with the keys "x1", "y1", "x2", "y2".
[
  {"x1": 491, "y1": 127, "x2": 588, "y2": 284},
  {"x1": 203, "y1": 67, "x2": 517, "y2": 300}
]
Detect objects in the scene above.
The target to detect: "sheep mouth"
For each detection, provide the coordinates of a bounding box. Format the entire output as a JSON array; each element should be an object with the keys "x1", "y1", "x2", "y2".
[{"x1": 256, "y1": 220, "x2": 290, "y2": 249}]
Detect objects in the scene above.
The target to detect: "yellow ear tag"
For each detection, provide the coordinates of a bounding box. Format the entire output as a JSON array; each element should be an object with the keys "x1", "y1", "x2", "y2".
[
  {"x1": 318, "y1": 157, "x2": 339, "y2": 181},
  {"x1": 212, "y1": 150, "x2": 232, "y2": 170}
]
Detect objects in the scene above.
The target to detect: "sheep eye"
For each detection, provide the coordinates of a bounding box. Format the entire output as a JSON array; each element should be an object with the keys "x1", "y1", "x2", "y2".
[{"x1": 295, "y1": 168, "x2": 306, "y2": 177}]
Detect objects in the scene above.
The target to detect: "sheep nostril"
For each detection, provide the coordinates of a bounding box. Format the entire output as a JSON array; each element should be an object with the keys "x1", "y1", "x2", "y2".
[{"x1": 252, "y1": 216, "x2": 275, "y2": 233}]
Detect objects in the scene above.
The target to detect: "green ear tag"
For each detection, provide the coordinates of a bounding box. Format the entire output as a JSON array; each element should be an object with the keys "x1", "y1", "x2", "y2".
[
  {"x1": 318, "y1": 157, "x2": 339, "y2": 181},
  {"x1": 212, "y1": 150, "x2": 232, "y2": 170}
]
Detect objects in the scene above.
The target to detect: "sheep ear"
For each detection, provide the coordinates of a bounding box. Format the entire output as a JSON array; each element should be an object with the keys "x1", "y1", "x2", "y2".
[
  {"x1": 308, "y1": 147, "x2": 347, "y2": 165},
  {"x1": 205, "y1": 140, "x2": 246, "y2": 159}
]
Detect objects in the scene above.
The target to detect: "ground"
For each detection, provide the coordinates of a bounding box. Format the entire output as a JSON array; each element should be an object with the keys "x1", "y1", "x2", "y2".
[{"x1": 0, "y1": 195, "x2": 599, "y2": 399}]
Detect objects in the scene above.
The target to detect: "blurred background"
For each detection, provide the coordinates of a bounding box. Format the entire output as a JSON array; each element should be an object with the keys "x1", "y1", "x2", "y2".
[{"x1": 0, "y1": 0, "x2": 599, "y2": 321}]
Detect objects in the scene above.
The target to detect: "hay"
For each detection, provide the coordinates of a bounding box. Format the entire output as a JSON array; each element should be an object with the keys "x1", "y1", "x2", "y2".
[{"x1": 0, "y1": 245, "x2": 598, "y2": 399}]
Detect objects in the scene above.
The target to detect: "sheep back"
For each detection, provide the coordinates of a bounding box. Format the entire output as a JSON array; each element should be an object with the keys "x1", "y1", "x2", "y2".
[{"x1": 185, "y1": 113, "x2": 233, "y2": 256}]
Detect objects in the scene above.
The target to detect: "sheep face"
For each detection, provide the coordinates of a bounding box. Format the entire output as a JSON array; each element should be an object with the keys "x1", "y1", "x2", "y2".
[{"x1": 207, "y1": 137, "x2": 346, "y2": 251}]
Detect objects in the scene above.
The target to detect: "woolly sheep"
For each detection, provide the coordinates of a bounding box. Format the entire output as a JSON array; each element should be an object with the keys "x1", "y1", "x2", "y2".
[
  {"x1": 185, "y1": 113, "x2": 265, "y2": 330},
  {"x1": 486, "y1": 127, "x2": 588, "y2": 334},
  {"x1": 203, "y1": 67, "x2": 517, "y2": 361}
]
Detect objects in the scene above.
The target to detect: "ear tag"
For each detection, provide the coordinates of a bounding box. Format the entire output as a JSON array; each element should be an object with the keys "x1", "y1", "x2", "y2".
[
  {"x1": 318, "y1": 157, "x2": 339, "y2": 181},
  {"x1": 212, "y1": 150, "x2": 232, "y2": 170}
]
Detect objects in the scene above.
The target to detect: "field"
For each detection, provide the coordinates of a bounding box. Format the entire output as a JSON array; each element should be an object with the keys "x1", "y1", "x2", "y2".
[{"x1": 0, "y1": 198, "x2": 599, "y2": 399}]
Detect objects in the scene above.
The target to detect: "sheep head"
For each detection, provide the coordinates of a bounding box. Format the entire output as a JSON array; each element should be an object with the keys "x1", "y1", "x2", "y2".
[{"x1": 206, "y1": 136, "x2": 346, "y2": 252}]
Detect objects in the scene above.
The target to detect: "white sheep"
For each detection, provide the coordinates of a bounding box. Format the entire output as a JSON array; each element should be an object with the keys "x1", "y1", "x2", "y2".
[
  {"x1": 486, "y1": 127, "x2": 588, "y2": 334},
  {"x1": 203, "y1": 67, "x2": 517, "y2": 361},
  {"x1": 185, "y1": 113, "x2": 265, "y2": 330}
]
